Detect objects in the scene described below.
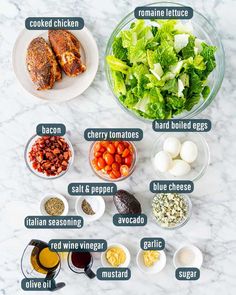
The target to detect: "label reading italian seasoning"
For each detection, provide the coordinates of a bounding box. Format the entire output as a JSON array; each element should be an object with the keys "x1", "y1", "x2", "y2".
[{"x1": 25, "y1": 216, "x2": 83, "y2": 229}]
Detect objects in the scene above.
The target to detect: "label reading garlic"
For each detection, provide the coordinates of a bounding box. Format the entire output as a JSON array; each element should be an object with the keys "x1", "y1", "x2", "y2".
[{"x1": 140, "y1": 238, "x2": 165, "y2": 250}]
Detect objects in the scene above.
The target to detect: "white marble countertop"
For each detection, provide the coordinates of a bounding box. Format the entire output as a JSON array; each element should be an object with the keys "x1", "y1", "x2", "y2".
[{"x1": 0, "y1": 0, "x2": 236, "y2": 294}]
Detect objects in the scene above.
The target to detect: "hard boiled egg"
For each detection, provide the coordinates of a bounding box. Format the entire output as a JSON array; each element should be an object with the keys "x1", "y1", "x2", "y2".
[
  {"x1": 163, "y1": 136, "x2": 181, "y2": 158},
  {"x1": 154, "y1": 151, "x2": 173, "y2": 173},
  {"x1": 169, "y1": 159, "x2": 191, "y2": 176},
  {"x1": 180, "y1": 141, "x2": 198, "y2": 163}
]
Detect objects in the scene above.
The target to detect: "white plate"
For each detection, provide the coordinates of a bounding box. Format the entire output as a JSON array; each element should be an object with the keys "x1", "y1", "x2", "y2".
[
  {"x1": 12, "y1": 27, "x2": 99, "y2": 102},
  {"x1": 75, "y1": 196, "x2": 105, "y2": 223},
  {"x1": 136, "y1": 249, "x2": 166, "y2": 274},
  {"x1": 101, "y1": 243, "x2": 131, "y2": 268}
]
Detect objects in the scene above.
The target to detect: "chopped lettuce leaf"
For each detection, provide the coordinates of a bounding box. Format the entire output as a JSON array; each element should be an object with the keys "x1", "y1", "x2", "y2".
[
  {"x1": 150, "y1": 63, "x2": 164, "y2": 80},
  {"x1": 106, "y1": 56, "x2": 129, "y2": 74},
  {"x1": 174, "y1": 34, "x2": 189, "y2": 53}
]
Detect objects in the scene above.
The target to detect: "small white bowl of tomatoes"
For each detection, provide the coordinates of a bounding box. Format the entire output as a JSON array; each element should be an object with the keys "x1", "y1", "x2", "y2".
[{"x1": 89, "y1": 141, "x2": 137, "y2": 181}]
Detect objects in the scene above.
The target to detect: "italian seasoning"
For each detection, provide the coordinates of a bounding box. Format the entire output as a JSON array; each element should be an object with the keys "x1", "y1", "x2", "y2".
[{"x1": 152, "y1": 193, "x2": 188, "y2": 228}]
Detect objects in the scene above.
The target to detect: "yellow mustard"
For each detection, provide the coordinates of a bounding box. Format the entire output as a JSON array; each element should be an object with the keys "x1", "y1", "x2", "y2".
[{"x1": 106, "y1": 247, "x2": 126, "y2": 267}]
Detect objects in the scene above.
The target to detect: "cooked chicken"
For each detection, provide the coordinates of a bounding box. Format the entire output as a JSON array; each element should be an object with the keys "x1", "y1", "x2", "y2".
[
  {"x1": 48, "y1": 30, "x2": 86, "y2": 77},
  {"x1": 26, "y1": 37, "x2": 61, "y2": 90}
]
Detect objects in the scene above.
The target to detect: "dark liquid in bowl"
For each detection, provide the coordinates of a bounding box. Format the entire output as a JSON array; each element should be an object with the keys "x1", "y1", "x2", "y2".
[{"x1": 71, "y1": 252, "x2": 91, "y2": 268}]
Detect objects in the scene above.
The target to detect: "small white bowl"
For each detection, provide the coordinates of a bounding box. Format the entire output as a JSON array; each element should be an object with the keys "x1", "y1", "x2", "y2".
[
  {"x1": 40, "y1": 193, "x2": 69, "y2": 216},
  {"x1": 173, "y1": 244, "x2": 203, "y2": 269},
  {"x1": 136, "y1": 249, "x2": 166, "y2": 274},
  {"x1": 101, "y1": 243, "x2": 131, "y2": 268},
  {"x1": 75, "y1": 196, "x2": 105, "y2": 222}
]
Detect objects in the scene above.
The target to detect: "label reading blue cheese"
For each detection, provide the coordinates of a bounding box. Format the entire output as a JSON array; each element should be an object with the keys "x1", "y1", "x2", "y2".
[
  {"x1": 36, "y1": 123, "x2": 66, "y2": 136},
  {"x1": 175, "y1": 267, "x2": 200, "y2": 280},
  {"x1": 134, "y1": 6, "x2": 193, "y2": 19},
  {"x1": 49, "y1": 239, "x2": 107, "y2": 252},
  {"x1": 140, "y1": 238, "x2": 165, "y2": 250},
  {"x1": 97, "y1": 268, "x2": 131, "y2": 280},
  {"x1": 84, "y1": 128, "x2": 143, "y2": 141},
  {"x1": 21, "y1": 278, "x2": 56, "y2": 291},
  {"x1": 150, "y1": 180, "x2": 194, "y2": 193},
  {"x1": 153, "y1": 119, "x2": 211, "y2": 132},
  {"x1": 25, "y1": 17, "x2": 84, "y2": 30},
  {"x1": 25, "y1": 216, "x2": 83, "y2": 229},
  {"x1": 68, "y1": 183, "x2": 117, "y2": 196},
  {"x1": 113, "y1": 214, "x2": 147, "y2": 226}
]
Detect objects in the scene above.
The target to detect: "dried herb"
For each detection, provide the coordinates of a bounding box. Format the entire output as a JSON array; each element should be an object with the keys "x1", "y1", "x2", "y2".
[{"x1": 45, "y1": 197, "x2": 65, "y2": 216}]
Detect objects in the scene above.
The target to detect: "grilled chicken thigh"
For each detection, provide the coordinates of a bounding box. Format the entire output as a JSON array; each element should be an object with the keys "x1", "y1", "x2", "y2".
[
  {"x1": 26, "y1": 37, "x2": 61, "y2": 90},
  {"x1": 48, "y1": 30, "x2": 86, "y2": 77}
]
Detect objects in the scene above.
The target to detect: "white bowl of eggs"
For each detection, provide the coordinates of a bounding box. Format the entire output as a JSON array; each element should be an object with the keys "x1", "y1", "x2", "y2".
[{"x1": 151, "y1": 133, "x2": 210, "y2": 181}]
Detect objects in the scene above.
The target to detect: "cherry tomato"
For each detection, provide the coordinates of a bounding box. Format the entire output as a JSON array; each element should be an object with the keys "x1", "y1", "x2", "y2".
[
  {"x1": 94, "y1": 151, "x2": 102, "y2": 158},
  {"x1": 124, "y1": 141, "x2": 129, "y2": 147},
  {"x1": 107, "y1": 143, "x2": 116, "y2": 154},
  {"x1": 120, "y1": 165, "x2": 129, "y2": 176},
  {"x1": 114, "y1": 141, "x2": 119, "y2": 148},
  {"x1": 125, "y1": 155, "x2": 133, "y2": 167},
  {"x1": 104, "y1": 165, "x2": 112, "y2": 172},
  {"x1": 101, "y1": 141, "x2": 109, "y2": 148},
  {"x1": 94, "y1": 142, "x2": 101, "y2": 152},
  {"x1": 112, "y1": 162, "x2": 120, "y2": 171},
  {"x1": 122, "y1": 148, "x2": 130, "y2": 158},
  {"x1": 115, "y1": 154, "x2": 122, "y2": 163},
  {"x1": 117, "y1": 143, "x2": 125, "y2": 154},
  {"x1": 109, "y1": 171, "x2": 118, "y2": 179},
  {"x1": 99, "y1": 147, "x2": 106, "y2": 153},
  {"x1": 112, "y1": 169, "x2": 121, "y2": 178},
  {"x1": 104, "y1": 153, "x2": 114, "y2": 165},
  {"x1": 97, "y1": 157, "x2": 106, "y2": 169}
]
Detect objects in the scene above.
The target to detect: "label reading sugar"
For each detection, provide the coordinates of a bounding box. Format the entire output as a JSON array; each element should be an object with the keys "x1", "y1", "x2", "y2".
[
  {"x1": 153, "y1": 119, "x2": 211, "y2": 132},
  {"x1": 134, "y1": 6, "x2": 193, "y2": 19},
  {"x1": 25, "y1": 216, "x2": 83, "y2": 229},
  {"x1": 84, "y1": 128, "x2": 143, "y2": 141},
  {"x1": 36, "y1": 123, "x2": 66, "y2": 136},
  {"x1": 25, "y1": 17, "x2": 84, "y2": 30},
  {"x1": 49, "y1": 239, "x2": 107, "y2": 252},
  {"x1": 97, "y1": 268, "x2": 131, "y2": 280},
  {"x1": 21, "y1": 278, "x2": 56, "y2": 291},
  {"x1": 175, "y1": 268, "x2": 200, "y2": 281},
  {"x1": 68, "y1": 183, "x2": 117, "y2": 196},
  {"x1": 150, "y1": 180, "x2": 194, "y2": 193},
  {"x1": 140, "y1": 238, "x2": 165, "y2": 250},
  {"x1": 113, "y1": 214, "x2": 147, "y2": 226}
]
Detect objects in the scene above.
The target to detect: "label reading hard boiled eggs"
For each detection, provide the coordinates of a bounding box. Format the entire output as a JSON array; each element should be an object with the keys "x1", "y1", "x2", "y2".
[{"x1": 153, "y1": 119, "x2": 211, "y2": 132}]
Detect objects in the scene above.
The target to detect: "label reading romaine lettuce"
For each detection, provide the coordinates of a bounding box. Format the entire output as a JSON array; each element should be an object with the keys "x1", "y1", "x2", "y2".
[{"x1": 134, "y1": 7, "x2": 193, "y2": 19}]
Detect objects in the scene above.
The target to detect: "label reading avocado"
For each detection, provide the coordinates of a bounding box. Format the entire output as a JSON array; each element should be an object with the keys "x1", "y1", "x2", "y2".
[
  {"x1": 97, "y1": 268, "x2": 131, "y2": 280},
  {"x1": 36, "y1": 123, "x2": 66, "y2": 136},
  {"x1": 113, "y1": 214, "x2": 147, "y2": 226},
  {"x1": 25, "y1": 17, "x2": 84, "y2": 30},
  {"x1": 84, "y1": 128, "x2": 143, "y2": 141},
  {"x1": 153, "y1": 119, "x2": 211, "y2": 132},
  {"x1": 175, "y1": 267, "x2": 200, "y2": 280},
  {"x1": 140, "y1": 238, "x2": 165, "y2": 250},
  {"x1": 134, "y1": 6, "x2": 193, "y2": 19}
]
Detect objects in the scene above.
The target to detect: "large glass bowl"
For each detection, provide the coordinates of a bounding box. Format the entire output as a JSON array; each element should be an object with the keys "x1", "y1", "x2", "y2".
[{"x1": 105, "y1": 2, "x2": 225, "y2": 122}]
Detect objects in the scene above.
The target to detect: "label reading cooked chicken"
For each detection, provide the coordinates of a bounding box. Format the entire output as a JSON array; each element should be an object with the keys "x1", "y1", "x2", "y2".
[{"x1": 25, "y1": 17, "x2": 84, "y2": 30}]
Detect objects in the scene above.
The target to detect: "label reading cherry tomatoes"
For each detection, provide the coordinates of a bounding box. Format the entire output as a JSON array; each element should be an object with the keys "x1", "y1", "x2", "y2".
[{"x1": 84, "y1": 128, "x2": 143, "y2": 141}]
